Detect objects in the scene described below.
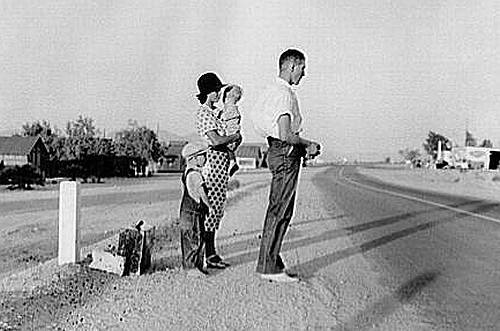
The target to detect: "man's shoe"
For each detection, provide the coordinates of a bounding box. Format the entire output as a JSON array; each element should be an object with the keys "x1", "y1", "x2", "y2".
[
  {"x1": 206, "y1": 255, "x2": 227, "y2": 269},
  {"x1": 208, "y1": 254, "x2": 231, "y2": 267},
  {"x1": 259, "y1": 272, "x2": 299, "y2": 283}
]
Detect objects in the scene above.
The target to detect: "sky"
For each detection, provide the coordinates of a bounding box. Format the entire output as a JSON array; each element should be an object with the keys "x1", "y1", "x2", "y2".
[{"x1": 1, "y1": 1, "x2": 499, "y2": 162}]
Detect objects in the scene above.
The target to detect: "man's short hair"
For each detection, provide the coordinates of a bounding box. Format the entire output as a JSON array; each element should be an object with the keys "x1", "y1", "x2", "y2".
[{"x1": 279, "y1": 49, "x2": 305, "y2": 71}]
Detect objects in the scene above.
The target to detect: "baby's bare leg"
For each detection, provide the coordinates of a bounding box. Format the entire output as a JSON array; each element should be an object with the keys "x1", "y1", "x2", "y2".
[{"x1": 227, "y1": 149, "x2": 239, "y2": 176}]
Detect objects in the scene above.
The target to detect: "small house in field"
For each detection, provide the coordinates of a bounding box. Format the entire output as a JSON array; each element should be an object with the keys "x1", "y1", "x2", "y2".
[
  {"x1": 0, "y1": 135, "x2": 49, "y2": 177},
  {"x1": 236, "y1": 143, "x2": 267, "y2": 170},
  {"x1": 450, "y1": 146, "x2": 500, "y2": 170},
  {"x1": 158, "y1": 140, "x2": 188, "y2": 172}
]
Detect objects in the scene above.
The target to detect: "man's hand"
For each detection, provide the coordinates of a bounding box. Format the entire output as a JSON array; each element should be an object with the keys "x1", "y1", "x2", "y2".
[{"x1": 305, "y1": 142, "x2": 321, "y2": 159}]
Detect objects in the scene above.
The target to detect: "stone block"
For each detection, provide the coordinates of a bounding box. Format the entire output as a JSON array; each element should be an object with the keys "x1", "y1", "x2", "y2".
[
  {"x1": 89, "y1": 221, "x2": 155, "y2": 276},
  {"x1": 117, "y1": 221, "x2": 156, "y2": 276},
  {"x1": 139, "y1": 225, "x2": 155, "y2": 273},
  {"x1": 89, "y1": 249, "x2": 126, "y2": 276}
]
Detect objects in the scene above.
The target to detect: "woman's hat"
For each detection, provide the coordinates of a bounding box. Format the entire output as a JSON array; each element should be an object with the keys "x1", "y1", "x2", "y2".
[
  {"x1": 197, "y1": 72, "x2": 226, "y2": 96},
  {"x1": 181, "y1": 142, "x2": 209, "y2": 159}
]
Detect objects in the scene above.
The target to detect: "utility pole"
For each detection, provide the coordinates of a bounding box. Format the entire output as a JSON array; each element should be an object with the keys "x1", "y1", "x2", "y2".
[{"x1": 465, "y1": 114, "x2": 470, "y2": 146}]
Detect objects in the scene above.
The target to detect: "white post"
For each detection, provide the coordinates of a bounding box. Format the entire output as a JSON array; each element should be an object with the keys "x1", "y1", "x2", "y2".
[{"x1": 58, "y1": 181, "x2": 80, "y2": 265}]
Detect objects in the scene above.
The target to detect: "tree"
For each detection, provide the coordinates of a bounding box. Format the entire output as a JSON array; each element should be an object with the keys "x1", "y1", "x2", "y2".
[
  {"x1": 62, "y1": 115, "x2": 99, "y2": 160},
  {"x1": 114, "y1": 121, "x2": 162, "y2": 176},
  {"x1": 479, "y1": 139, "x2": 493, "y2": 148},
  {"x1": 423, "y1": 131, "x2": 451, "y2": 160},
  {"x1": 65, "y1": 115, "x2": 98, "y2": 137},
  {"x1": 0, "y1": 165, "x2": 44, "y2": 190},
  {"x1": 54, "y1": 115, "x2": 108, "y2": 182},
  {"x1": 114, "y1": 121, "x2": 161, "y2": 162},
  {"x1": 399, "y1": 148, "x2": 421, "y2": 164},
  {"x1": 22, "y1": 120, "x2": 54, "y2": 137},
  {"x1": 465, "y1": 130, "x2": 477, "y2": 147}
]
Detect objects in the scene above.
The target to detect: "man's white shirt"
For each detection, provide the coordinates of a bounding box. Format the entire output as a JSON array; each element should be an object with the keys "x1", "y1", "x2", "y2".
[{"x1": 251, "y1": 77, "x2": 302, "y2": 140}]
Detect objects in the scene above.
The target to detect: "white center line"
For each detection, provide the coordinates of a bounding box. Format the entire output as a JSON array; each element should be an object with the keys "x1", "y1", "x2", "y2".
[{"x1": 338, "y1": 167, "x2": 500, "y2": 225}]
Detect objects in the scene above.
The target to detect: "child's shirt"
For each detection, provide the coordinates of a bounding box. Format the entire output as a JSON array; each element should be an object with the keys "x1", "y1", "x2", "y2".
[
  {"x1": 180, "y1": 166, "x2": 209, "y2": 216},
  {"x1": 185, "y1": 167, "x2": 206, "y2": 203},
  {"x1": 221, "y1": 104, "x2": 241, "y2": 135}
]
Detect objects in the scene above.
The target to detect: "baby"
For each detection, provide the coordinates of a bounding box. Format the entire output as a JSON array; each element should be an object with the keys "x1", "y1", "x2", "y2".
[{"x1": 220, "y1": 84, "x2": 243, "y2": 176}]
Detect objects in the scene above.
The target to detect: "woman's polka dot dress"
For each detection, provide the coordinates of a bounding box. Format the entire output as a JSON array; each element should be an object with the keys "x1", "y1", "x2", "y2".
[{"x1": 196, "y1": 105, "x2": 230, "y2": 231}]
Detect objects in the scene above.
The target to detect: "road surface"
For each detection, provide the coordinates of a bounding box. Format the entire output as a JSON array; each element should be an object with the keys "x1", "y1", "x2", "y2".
[{"x1": 313, "y1": 166, "x2": 500, "y2": 329}]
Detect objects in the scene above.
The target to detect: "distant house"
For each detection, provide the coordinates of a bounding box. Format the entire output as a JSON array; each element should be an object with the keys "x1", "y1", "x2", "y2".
[
  {"x1": 450, "y1": 146, "x2": 500, "y2": 170},
  {"x1": 158, "y1": 140, "x2": 188, "y2": 172},
  {"x1": 0, "y1": 135, "x2": 49, "y2": 177},
  {"x1": 236, "y1": 143, "x2": 267, "y2": 170}
]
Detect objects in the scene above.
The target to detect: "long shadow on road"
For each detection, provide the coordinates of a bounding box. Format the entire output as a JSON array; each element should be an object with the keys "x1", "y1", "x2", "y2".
[
  {"x1": 222, "y1": 199, "x2": 499, "y2": 276},
  {"x1": 156, "y1": 167, "x2": 500, "y2": 278},
  {"x1": 307, "y1": 166, "x2": 500, "y2": 330},
  {"x1": 337, "y1": 270, "x2": 440, "y2": 331}
]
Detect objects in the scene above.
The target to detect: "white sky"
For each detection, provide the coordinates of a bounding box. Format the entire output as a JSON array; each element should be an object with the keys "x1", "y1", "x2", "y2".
[{"x1": 1, "y1": 1, "x2": 499, "y2": 161}]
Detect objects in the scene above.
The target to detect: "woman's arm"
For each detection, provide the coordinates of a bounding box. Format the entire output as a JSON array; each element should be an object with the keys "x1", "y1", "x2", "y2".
[{"x1": 206, "y1": 130, "x2": 241, "y2": 147}]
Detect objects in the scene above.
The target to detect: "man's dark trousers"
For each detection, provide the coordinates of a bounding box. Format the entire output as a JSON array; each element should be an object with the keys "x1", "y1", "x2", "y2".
[{"x1": 256, "y1": 137, "x2": 302, "y2": 274}]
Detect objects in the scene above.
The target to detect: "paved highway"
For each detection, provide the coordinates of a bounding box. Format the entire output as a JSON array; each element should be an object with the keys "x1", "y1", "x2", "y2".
[{"x1": 313, "y1": 166, "x2": 500, "y2": 329}]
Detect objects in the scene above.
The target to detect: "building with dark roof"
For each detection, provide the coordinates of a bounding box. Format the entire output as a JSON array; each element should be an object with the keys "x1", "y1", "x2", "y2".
[
  {"x1": 158, "y1": 140, "x2": 188, "y2": 172},
  {"x1": 235, "y1": 143, "x2": 267, "y2": 169},
  {"x1": 0, "y1": 135, "x2": 49, "y2": 177}
]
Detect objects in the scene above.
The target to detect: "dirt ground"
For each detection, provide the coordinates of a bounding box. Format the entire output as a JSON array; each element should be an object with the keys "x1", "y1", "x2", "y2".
[
  {"x1": 0, "y1": 166, "x2": 498, "y2": 330},
  {"x1": 0, "y1": 171, "x2": 271, "y2": 329}
]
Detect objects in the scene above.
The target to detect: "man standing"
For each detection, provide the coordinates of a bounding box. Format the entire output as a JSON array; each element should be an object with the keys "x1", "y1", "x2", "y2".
[{"x1": 252, "y1": 49, "x2": 321, "y2": 282}]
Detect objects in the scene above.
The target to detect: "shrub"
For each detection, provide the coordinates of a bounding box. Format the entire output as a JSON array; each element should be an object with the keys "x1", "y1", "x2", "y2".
[
  {"x1": 0, "y1": 165, "x2": 44, "y2": 189},
  {"x1": 492, "y1": 175, "x2": 500, "y2": 182}
]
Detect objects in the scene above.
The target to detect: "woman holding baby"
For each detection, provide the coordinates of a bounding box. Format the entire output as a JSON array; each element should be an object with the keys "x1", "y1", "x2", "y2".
[{"x1": 194, "y1": 72, "x2": 242, "y2": 269}]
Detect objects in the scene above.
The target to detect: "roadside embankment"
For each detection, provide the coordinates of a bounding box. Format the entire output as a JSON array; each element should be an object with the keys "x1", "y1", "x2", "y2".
[
  {"x1": 0, "y1": 173, "x2": 270, "y2": 330},
  {"x1": 358, "y1": 165, "x2": 500, "y2": 203}
]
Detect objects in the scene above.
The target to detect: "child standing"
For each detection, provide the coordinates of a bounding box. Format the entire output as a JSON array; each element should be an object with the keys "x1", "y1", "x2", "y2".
[
  {"x1": 220, "y1": 84, "x2": 243, "y2": 176},
  {"x1": 179, "y1": 142, "x2": 212, "y2": 274}
]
